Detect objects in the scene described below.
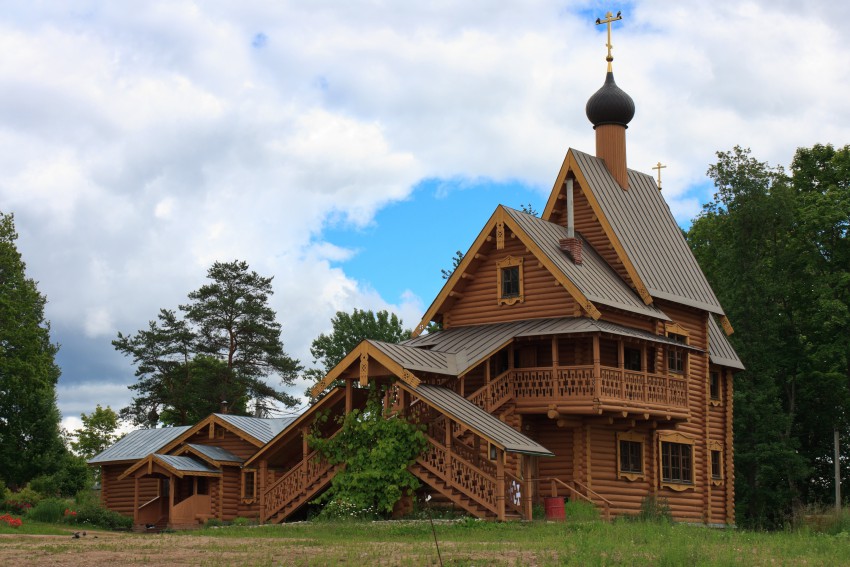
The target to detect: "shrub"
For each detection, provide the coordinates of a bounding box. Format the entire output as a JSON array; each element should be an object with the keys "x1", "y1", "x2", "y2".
[
  {"x1": 564, "y1": 499, "x2": 600, "y2": 521},
  {"x1": 636, "y1": 495, "x2": 672, "y2": 523},
  {"x1": 315, "y1": 499, "x2": 379, "y2": 521},
  {"x1": 2, "y1": 485, "x2": 42, "y2": 514},
  {"x1": 205, "y1": 518, "x2": 224, "y2": 527},
  {"x1": 0, "y1": 514, "x2": 23, "y2": 528},
  {"x1": 28, "y1": 498, "x2": 68, "y2": 523},
  {"x1": 231, "y1": 516, "x2": 255, "y2": 526},
  {"x1": 67, "y1": 501, "x2": 132, "y2": 531}
]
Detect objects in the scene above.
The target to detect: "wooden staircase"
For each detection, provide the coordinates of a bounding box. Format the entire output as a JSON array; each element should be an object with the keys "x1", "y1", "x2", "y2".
[{"x1": 261, "y1": 444, "x2": 341, "y2": 523}]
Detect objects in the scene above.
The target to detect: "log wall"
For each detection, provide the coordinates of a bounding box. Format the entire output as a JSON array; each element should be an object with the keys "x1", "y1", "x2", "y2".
[
  {"x1": 100, "y1": 465, "x2": 159, "y2": 517},
  {"x1": 181, "y1": 427, "x2": 260, "y2": 460},
  {"x1": 447, "y1": 233, "x2": 578, "y2": 327}
]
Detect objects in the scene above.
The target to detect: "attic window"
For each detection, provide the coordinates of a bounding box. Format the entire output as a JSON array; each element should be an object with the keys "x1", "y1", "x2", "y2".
[{"x1": 496, "y1": 256, "x2": 524, "y2": 306}]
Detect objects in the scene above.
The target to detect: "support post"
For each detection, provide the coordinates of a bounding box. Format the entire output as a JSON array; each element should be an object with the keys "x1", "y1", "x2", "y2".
[
  {"x1": 345, "y1": 378, "x2": 353, "y2": 414},
  {"x1": 522, "y1": 456, "x2": 534, "y2": 521},
  {"x1": 618, "y1": 339, "x2": 625, "y2": 399},
  {"x1": 259, "y1": 459, "x2": 267, "y2": 524},
  {"x1": 593, "y1": 335, "x2": 601, "y2": 399},
  {"x1": 836, "y1": 429, "x2": 842, "y2": 512},
  {"x1": 496, "y1": 449, "x2": 506, "y2": 521},
  {"x1": 133, "y1": 476, "x2": 139, "y2": 526}
]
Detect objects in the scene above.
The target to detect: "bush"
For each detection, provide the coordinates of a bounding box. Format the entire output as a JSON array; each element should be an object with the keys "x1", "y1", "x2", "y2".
[
  {"x1": 564, "y1": 499, "x2": 600, "y2": 521},
  {"x1": 28, "y1": 498, "x2": 68, "y2": 523},
  {"x1": 67, "y1": 501, "x2": 132, "y2": 531},
  {"x1": 315, "y1": 499, "x2": 379, "y2": 521},
  {"x1": 29, "y1": 455, "x2": 91, "y2": 498},
  {"x1": 636, "y1": 495, "x2": 672, "y2": 523},
  {"x1": 2, "y1": 486, "x2": 43, "y2": 514},
  {"x1": 231, "y1": 516, "x2": 255, "y2": 526},
  {"x1": 205, "y1": 518, "x2": 224, "y2": 527}
]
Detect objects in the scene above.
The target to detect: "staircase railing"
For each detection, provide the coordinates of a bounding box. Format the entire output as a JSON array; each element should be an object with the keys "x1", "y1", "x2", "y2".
[
  {"x1": 261, "y1": 430, "x2": 342, "y2": 523},
  {"x1": 416, "y1": 436, "x2": 499, "y2": 517},
  {"x1": 544, "y1": 477, "x2": 611, "y2": 521},
  {"x1": 466, "y1": 369, "x2": 513, "y2": 413}
]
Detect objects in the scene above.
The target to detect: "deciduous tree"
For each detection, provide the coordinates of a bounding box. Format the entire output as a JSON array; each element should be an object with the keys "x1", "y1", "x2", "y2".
[{"x1": 0, "y1": 211, "x2": 64, "y2": 488}]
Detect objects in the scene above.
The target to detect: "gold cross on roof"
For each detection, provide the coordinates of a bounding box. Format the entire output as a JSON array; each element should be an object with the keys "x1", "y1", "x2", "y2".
[
  {"x1": 652, "y1": 162, "x2": 667, "y2": 190},
  {"x1": 595, "y1": 10, "x2": 622, "y2": 72}
]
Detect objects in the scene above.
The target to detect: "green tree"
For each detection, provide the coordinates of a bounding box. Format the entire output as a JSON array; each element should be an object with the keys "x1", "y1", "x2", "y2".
[
  {"x1": 69, "y1": 405, "x2": 121, "y2": 459},
  {"x1": 306, "y1": 309, "x2": 411, "y2": 394},
  {"x1": 441, "y1": 250, "x2": 465, "y2": 280},
  {"x1": 308, "y1": 388, "x2": 427, "y2": 516},
  {"x1": 0, "y1": 211, "x2": 65, "y2": 489},
  {"x1": 688, "y1": 145, "x2": 850, "y2": 527},
  {"x1": 114, "y1": 260, "x2": 301, "y2": 426}
]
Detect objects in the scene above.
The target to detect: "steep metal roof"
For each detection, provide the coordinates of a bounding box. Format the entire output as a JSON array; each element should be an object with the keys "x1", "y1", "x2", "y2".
[
  {"x1": 185, "y1": 443, "x2": 244, "y2": 464},
  {"x1": 88, "y1": 426, "x2": 192, "y2": 464},
  {"x1": 409, "y1": 384, "x2": 554, "y2": 456},
  {"x1": 368, "y1": 340, "x2": 457, "y2": 375},
  {"x1": 155, "y1": 454, "x2": 220, "y2": 474},
  {"x1": 504, "y1": 207, "x2": 669, "y2": 320},
  {"x1": 571, "y1": 149, "x2": 725, "y2": 315},
  {"x1": 214, "y1": 414, "x2": 296, "y2": 444},
  {"x1": 708, "y1": 316, "x2": 745, "y2": 370}
]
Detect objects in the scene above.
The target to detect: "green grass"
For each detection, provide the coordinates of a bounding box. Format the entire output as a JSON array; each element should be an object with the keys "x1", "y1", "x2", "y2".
[
  {"x1": 0, "y1": 517, "x2": 74, "y2": 536},
  {"x1": 186, "y1": 518, "x2": 850, "y2": 566}
]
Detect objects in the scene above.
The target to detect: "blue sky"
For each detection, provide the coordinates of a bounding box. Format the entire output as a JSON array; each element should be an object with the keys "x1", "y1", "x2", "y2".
[{"x1": 1, "y1": 1, "x2": 849, "y2": 431}]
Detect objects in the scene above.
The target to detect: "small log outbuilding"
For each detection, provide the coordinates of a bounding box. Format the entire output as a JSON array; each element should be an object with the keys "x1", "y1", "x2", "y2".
[{"x1": 91, "y1": 39, "x2": 742, "y2": 528}]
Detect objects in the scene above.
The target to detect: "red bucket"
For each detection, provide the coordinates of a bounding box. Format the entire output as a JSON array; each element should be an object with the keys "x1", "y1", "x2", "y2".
[{"x1": 544, "y1": 497, "x2": 565, "y2": 520}]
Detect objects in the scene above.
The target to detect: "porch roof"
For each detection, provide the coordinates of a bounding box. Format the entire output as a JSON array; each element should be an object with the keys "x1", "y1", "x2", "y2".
[
  {"x1": 404, "y1": 383, "x2": 554, "y2": 457},
  {"x1": 155, "y1": 454, "x2": 221, "y2": 474},
  {"x1": 708, "y1": 316, "x2": 745, "y2": 370},
  {"x1": 184, "y1": 443, "x2": 244, "y2": 464},
  {"x1": 88, "y1": 425, "x2": 192, "y2": 465}
]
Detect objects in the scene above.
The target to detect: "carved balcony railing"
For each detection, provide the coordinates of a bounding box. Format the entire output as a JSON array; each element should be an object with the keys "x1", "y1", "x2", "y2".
[{"x1": 472, "y1": 365, "x2": 688, "y2": 414}]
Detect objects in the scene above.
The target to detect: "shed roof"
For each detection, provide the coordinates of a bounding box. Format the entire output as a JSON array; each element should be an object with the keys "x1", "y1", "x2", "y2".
[
  {"x1": 570, "y1": 149, "x2": 725, "y2": 314},
  {"x1": 184, "y1": 443, "x2": 244, "y2": 464},
  {"x1": 88, "y1": 426, "x2": 192, "y2": 464},
  {"x1": 708, "y1": 316, "x2": 745, "y2": 370},
  {"x1": 154, "y1": 454, "x2": 220, "y2": 474},
  {"x1": 407, "y1": 384, "x2": 554, "y2": 456}
]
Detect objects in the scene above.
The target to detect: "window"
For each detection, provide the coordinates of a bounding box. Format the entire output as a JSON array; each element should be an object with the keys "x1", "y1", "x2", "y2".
[
  {"x1": 709, "y1": 441, "x2": 724, "y2": 484},
  {"x1": 661, "y1": 442, "x2": 692, "y2": 485},
  {"x1": 616, "y1": 431, "x2": 645, "y2": 481},
  {"x1": 667, "y1": 349, "x2": 684, "y2": 373},
  {"x1": 624, "y1": 347, "x2": 641, "y2": 371},
  {"x1": 496, "y1": 256, "x2": 524, "y2": 306},
  {"x1": 242, "y1": 470, "x2": 256, "y2": 501},
  {"x1": 711, "y1": 450, "x2": 722, "y2": 480},
  {"x1": 658, "y1": 431, "x2": 696, "y2": 490},
  {"x1": 710, "y1": 371, "x2": 721, "y2": 402}
]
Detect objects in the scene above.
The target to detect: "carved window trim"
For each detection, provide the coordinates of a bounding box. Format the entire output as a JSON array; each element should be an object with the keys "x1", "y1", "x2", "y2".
[
  {"x1": 241, "y1": 469, "x2": 257, "y2": 503},
  {"x1": 665, "y1": 323, "x2": 689, "y2": 375},
  {"x1": 658, "y1": 431, "x2": 696, "y2": 491},
  {"x1": 496, "y1": 256, "x2": 524, "y2": 306},
  {"x1": 709, "y1": 371, "x2": 722, "y2": 406},
  {"x1": 709, "y1": 440, "x2": 724, "y2": 486},
  {"x1": 616, "y1": 430, "x2": 645, "y2": 481}
]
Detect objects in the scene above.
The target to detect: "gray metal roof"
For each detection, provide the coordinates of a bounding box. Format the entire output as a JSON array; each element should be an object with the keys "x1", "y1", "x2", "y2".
[
  {"x1": 403, "y1": 316, "x2": 702, "y2": 377},
  {"x1": 185, "y1": 443, "x2": 244, "y2": 463},
  {"x1": 409, "y1": 384, "x2": 553, "y2": 456},
  {"x1": 504, "y1": 206, "x2": 670, "y2": 320},
  {"x1": 214, "y1": 414, "x2": 297, "y2": 444},
  {"x1": 571, "y1": 149, "x2": 725, "y2": 315},
  {"x1": 368, "y1": 340, "x2": 458, "y2": 375},
  {"x1": 708, "y1": 316, "x2": 745, "y2": 370},
  {"x1": 154, "y1": 454, "x2": 220, "y2": 474},
  {"x1": 88, "y1": 426, "x2": 192, "y2": 464}
]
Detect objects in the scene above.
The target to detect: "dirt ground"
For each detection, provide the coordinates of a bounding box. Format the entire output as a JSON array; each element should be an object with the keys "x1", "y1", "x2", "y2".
[{"x1": 0, "y1": 530, "x2": 538, "y2": 566}]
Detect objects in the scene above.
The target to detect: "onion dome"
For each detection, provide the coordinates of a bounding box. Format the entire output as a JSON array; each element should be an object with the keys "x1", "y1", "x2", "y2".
[{"x1": 585, "y1": 71, "x2": 635, "y2": 129}]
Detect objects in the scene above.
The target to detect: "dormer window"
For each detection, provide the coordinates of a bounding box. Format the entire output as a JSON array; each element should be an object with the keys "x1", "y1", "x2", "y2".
[{"x1": 496, "y1": 256, "x2": 524, "y2": 306}]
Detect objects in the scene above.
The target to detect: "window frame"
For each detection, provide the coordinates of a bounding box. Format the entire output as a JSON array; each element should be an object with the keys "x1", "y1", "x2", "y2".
[
  {"x1": 709, "y1": 440, "x2": 724, "y2": 485},
  {"x1": 709, "y1": 371, "x2": 722, "y2": 405},
  {"x1": 616, "y1": 431, "x2": 645, "y2": 481},
  {"x1": 241, "y1": 469, "x2": 257, "y2": 503},
  {"x1": 657, "y1": 431, "x2": 696, "y2": 491},
  {"x1": 496, "y1": 256, "x2": 524, "y2": 306}
]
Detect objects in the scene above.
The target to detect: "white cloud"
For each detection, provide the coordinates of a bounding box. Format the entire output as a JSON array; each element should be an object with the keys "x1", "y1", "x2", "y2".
[{"x1": 0, "y1": 2, "x2": 848, "y2": 421}]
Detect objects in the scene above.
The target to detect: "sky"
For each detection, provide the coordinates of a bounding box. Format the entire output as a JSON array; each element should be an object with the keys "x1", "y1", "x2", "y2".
[{"x1": 2, "y1": 1, "x2": 849, "y2": 433}]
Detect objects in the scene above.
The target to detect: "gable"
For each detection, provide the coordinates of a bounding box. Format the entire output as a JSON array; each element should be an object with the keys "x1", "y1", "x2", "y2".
[{"x1": 544, "y1": 149, "x2": 726, "y2": 316}]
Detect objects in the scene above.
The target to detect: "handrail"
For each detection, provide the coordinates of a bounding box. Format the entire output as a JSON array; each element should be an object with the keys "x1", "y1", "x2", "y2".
[
  {"x1": 542, "y1": 477, "x2": 611, "y2": 521},
  {"x1": 417, "y1": 435, "x2": 499, "y2": 516},
  {"x1": 466, "y1": 368, "x2": 513, "y2": 413},
  {"x1": 138, "y1": 495, "x2": 161, "y2": 510}
]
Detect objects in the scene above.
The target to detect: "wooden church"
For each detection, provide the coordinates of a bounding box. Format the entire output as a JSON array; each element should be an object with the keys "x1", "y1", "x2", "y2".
[{"x1": 91, "y1": 17, "x2": 742, "y2": 528}]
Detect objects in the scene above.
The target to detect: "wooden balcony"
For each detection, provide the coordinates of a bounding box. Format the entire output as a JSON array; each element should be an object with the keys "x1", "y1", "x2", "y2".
[{"x1": 468, "y1": 365, "x2": 689, "y2": 419}]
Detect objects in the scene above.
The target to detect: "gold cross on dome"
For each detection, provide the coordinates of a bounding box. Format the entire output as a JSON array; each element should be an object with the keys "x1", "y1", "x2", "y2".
[
  {"x1": 595, "y1": 10, "x2": 623, "y2": 72},
  {"x1": 652, "y1": 162, "x2": 667, "y2": 190}
]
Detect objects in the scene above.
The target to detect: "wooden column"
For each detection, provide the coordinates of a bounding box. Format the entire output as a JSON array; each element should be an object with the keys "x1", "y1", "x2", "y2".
[
  {"x1": 496, "y1": 449, "x2": 506, "y2": 521},
  {"x1": 133, "y1": 476, "x2": 139, "y2": 525},
  {"x1": 552, "y1": 337, "x2": 560, "y2": 401},
  {"x1": 168, "y1": 475, "x2": 175, "y2": 528},
  {"x1": 641, "y1": 344, "x2": 648, "y2": 401},
  {"x1": 522, "y1": 456, "x2": 533, "y2": 521},
  {"x1": 725, "y1": 370, "x2": 735, "y2": 524},
  {"x1": 459, "y1": 376, "x2": 465, "y2": 397},
  {"x1": 302, "y1": 426, "x2": 310, "y2": 459},
  {"x1": 618, "y1": 339, "x2": 625, "y2": 399},
  {"x1": 259, "y1": 460, "x2": 267, "y2": 524},
  {"x1": 592, "y1": 335, "x2": 601, "y2": 399},
  {"x1": 345, "y1": 378, "x2": 353, "y2": 414}
]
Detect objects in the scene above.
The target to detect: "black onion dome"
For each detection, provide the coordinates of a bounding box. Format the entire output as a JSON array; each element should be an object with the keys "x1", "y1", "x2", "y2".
[{"x1": 585, "y1": 71, "x2": 635, "y2": 129}]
